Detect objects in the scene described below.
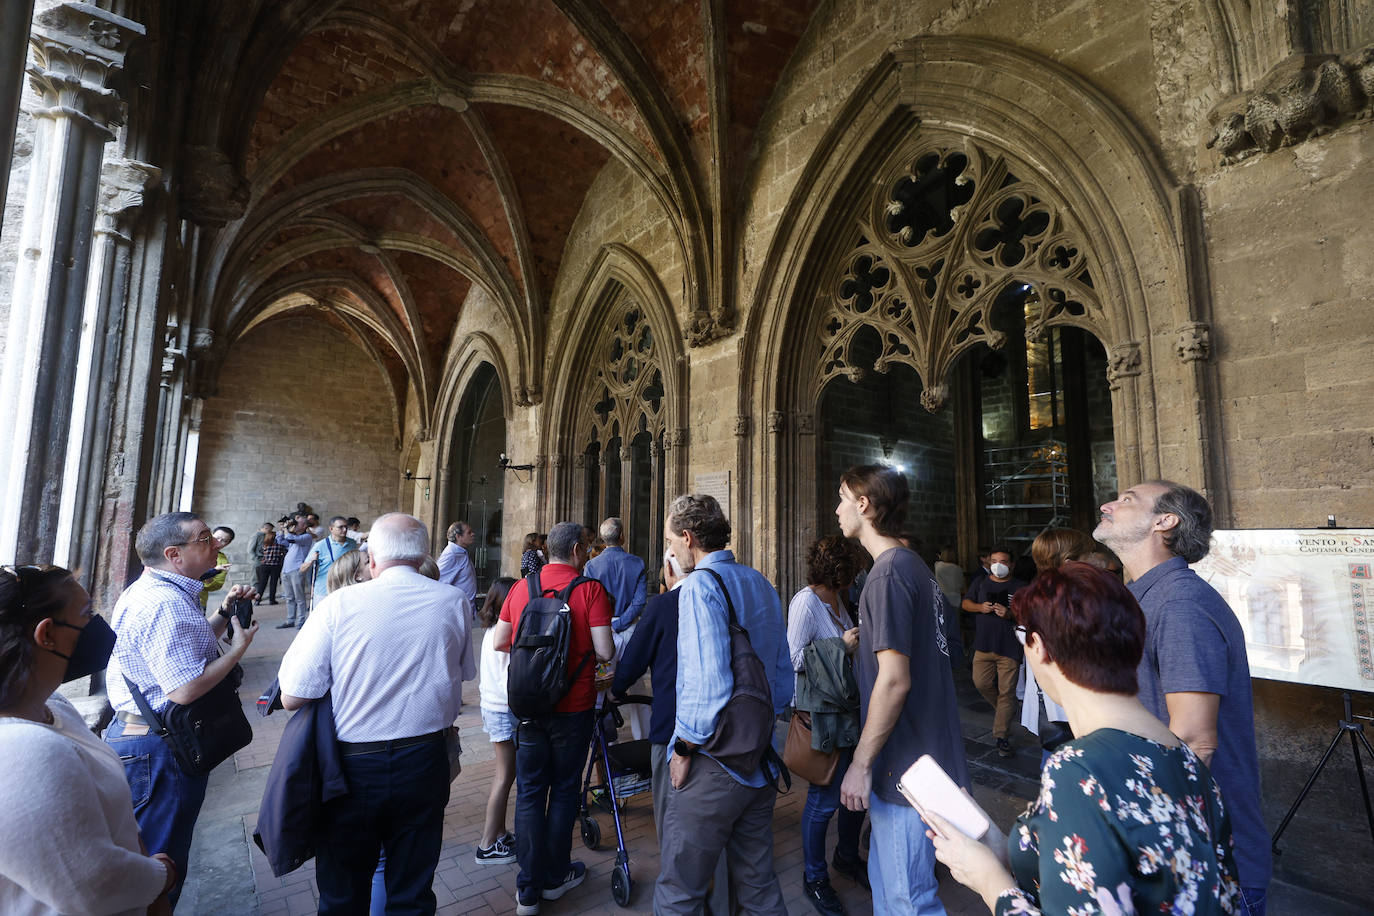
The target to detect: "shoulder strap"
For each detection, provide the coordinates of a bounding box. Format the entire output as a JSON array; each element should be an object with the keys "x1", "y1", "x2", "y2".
[
  {"x1": 123, "y1": 675, "x2": 168, "y2": 734},
  {"x1": 695, "y1": 567, "x2": 740, "y2": 627},
  {"x1": 557, "y1": 574, "x2": 595, "y2": 602},
  {"x1": 526, "y1": 567, "x2": 543, "y2": 599}
]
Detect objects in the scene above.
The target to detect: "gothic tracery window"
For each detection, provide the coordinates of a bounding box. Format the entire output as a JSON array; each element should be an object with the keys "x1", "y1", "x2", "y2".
[{"x1": 817, "y1": 138, "x2": 1103, "y2": 411}]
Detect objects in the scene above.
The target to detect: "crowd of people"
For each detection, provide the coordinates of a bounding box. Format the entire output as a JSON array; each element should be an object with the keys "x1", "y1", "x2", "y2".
[{"x1": 0, "y1": 470, "x2": 1269, "y2": 916}]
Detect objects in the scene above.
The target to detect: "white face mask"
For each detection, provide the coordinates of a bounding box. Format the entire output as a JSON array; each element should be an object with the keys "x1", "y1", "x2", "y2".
[{"x1": 990, "y1": 562, "x2": 1011, "y2": 578}]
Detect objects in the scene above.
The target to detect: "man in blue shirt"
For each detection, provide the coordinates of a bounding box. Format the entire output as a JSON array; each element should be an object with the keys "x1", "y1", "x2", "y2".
[
  {"x1": 277, "y1": 513, "x2": 314, "y2": 628},
  {"x1": 654, "y1": 494, "x2": 792, "y2": 915},
  {"x1": 436, "y1": 520, "x2": 478, "y2": 606},
  {"x1": 300, "y1": 517, "x2": 358, "y2": 603},
  {"x1": 585, "y1": 516, "x2": 649, "y2": 736},
  {"x1": 1095, "y1": 480, "x2": 1271, "y2": 916}
]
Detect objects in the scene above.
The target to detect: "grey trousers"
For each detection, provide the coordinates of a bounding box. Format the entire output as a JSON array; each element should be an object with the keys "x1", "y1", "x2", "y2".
[
  {"x1": 281, "y1": 569, "x2": 308, "y2": 623},
  {"x1": 653, "y1": 755, "x2": 786, "y2": 916}
]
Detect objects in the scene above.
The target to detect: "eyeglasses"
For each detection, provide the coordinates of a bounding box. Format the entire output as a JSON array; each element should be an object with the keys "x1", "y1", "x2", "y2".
[
  {"x1": 178, "y1": 531, "x2": 214, "y2": 546},
  {"x1": 1014, "y1": 625, "x2": 1028, "y2": 646}
]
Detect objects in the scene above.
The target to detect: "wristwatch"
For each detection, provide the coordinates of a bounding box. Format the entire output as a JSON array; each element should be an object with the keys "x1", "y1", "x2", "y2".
[
  {"x1": 673, "y1": 739, "x2": 697, "y2": 758},
  {"x1": 216, "y1": 605, "x2": 234, "y2": 621}
]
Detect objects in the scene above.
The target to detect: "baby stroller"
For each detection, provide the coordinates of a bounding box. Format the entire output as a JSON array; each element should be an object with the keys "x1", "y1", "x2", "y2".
[{"x1": 578, "y1": 692, "x2": 654, "y2": 907}]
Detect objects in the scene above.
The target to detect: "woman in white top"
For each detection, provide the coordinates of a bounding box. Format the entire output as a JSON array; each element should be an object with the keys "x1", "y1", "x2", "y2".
[
  {"x1": 786, "y1": 536, "x2": 865, "y2": 915},
  {"x1": 476, "y1": 577, "x2": 519, "y2": 864},
  {"x1": 0, "y1": 564, "x2": 175, "y2": 915}
]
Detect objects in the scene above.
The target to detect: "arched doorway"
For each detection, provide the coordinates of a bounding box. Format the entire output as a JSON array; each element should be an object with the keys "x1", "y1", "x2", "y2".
[{"x1": 446, "y1": 362, "x2": 506, "y2": 593}]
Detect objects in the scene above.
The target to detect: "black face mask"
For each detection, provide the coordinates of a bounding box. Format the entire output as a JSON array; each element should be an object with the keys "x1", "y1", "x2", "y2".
[{"x1": 49, "y1": 614, "x2": 117, "y2": 683}]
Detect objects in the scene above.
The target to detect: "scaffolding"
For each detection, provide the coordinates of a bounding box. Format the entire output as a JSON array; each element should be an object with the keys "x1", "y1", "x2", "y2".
[{"x1": 983, "y1": 440, "x2": 1069, "y2": 554}]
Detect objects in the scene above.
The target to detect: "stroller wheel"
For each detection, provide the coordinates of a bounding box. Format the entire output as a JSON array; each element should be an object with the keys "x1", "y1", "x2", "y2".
[
  {"x1": 611, "y1": 863, "x2": 631, "y2": 906},
  {"x1": 580, "y1": 814, "x2": 601, "y2": 850}
]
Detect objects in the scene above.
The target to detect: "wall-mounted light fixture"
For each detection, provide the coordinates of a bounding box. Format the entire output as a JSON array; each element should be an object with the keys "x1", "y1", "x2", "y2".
[
  {"x1": 403, "y1": 468, "x2": 432, "y2": 501},
  {"x1": 498, "y1": 453, "x2": 535, "y2": 482}
]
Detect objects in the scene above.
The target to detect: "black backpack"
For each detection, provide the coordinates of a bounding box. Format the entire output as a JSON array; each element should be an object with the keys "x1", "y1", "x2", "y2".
[
  {"x1": 507, "y1": 569, "x2": 595, "y2": 722},
  {"x1": 694, "y1": 567, "x2": 780, "y2": 777}
]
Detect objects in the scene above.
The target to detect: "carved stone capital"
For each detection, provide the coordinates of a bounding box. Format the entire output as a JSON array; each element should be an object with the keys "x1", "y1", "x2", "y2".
[
  {"x1": 685, "y1": 311, "x2": 728, "y2": 347},
  {"x1": 551, "y1": 453, "x2": 566, "y2": 469},
  {"x1": 1107, "y1": 341, "x2": 1143, "y2": 390},
  {"x1": 190, "y1": 327, "x2": 215, "y2": 355},
  {"x1": 534, "y1": 454, "x2": 547, "y2": 469},
  {"x1": 766, "y1": 411, "x2": 785, "y2": 434},
  {"x1": 734, "y1": 415, "x2": 751, "y2": 437},
  {"x1": 27, "y1": 3, "x2": 144, "y2": 137},
  {"x1": 95, "y1": 158, "x2": 160, "y2": 238},
  {"x1": 1175, "y1": 322, "x2": 1212, "y2": 363},
  {"x1": 919, "y1": 384, "x2": 949, "y2": 413},
  {"x1": 671, "y1": 428, "x2": 690, "y2": 448},
  {"x1": 179, "y1": 146, "x2": 248, "y2": 226},
  {"x1": 796, "y1": 413, "x2": 816, "y2": 436},
  {"x1": 574, "y1": 453, "x2": 586, "y2": 469},
  {"x1": 514, "y1": 383, "x2": 543, "y2": 408}
]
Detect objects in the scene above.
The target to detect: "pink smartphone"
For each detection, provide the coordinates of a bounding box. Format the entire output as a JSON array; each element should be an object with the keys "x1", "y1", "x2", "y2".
[{"x1": 897, "y1": 755, "x2": 991, "y2": 839}]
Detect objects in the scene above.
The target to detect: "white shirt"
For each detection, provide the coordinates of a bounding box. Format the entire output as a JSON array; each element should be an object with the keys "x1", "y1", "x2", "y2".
[
  {"x1": 478, "y1": 627, "x2": 509, "y2": 712},
  {"x1": 277, "y1": 564, "x2": 476, "y2": 741},
  {"x1": 0, "y1": 696, "x2": 167, "y2": 915}
]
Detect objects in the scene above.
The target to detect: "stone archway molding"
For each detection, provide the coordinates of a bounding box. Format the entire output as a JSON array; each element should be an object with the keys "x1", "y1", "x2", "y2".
[
  {"x1": 741, "y1": 35, "x2": 1217, "y2": 591},
  {"x1": 541, "y1": 243, "x2": 689, "y2": 523}
]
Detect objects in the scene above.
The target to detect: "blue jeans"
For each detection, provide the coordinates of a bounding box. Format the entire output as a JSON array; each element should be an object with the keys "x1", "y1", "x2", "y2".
[
  {"x1": 802, "y1": 748, "x2": 864, "y2": 883},
  {"x1": 1240, "y1": 886, "x2": 1267, "y2": 916},
  {"x1": 315, "y1": 738, "x2": 449, "y2": 915},
  {"x1": 868, "y1": 793, "x2": 946, "y2": 915},
  {"x1": 514, "y1": 710, "x2": 595, "y2": 895},
  {"x1": 105, "y1": 718, "x2": 210, "y2": 910}
]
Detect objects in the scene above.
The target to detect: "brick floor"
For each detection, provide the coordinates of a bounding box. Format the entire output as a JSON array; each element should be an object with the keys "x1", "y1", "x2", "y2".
[{"x1": 205, "y1": 612, "x2": 1042, "y2": 915}]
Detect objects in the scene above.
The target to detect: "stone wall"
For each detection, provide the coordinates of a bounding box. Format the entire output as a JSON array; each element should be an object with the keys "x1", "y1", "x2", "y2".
[{"x1": 192, "y1": 317, "x2": 401, "y2": 591}]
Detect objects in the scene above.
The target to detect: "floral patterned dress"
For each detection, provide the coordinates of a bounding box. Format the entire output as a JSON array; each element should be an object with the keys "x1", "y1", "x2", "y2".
[{"x1": 996, "y1": 728, "x2": 1241, "y2": 916}]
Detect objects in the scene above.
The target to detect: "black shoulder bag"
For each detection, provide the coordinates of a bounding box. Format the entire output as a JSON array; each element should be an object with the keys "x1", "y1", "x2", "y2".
[{"x1": 123, "y1": 663, "x2": 253, "y2": 777}]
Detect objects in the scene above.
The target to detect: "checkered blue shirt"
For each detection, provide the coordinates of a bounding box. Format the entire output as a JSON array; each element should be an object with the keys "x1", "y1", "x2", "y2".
[{"x1": 107, "y1": 567, "x2": 222, "y2": 714}]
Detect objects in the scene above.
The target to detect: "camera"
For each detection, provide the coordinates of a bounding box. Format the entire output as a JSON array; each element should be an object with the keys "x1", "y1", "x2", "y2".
[
  {"x1": 233, "y1": 597, "x2": 254, "y2": 628},
  {"x1": 277, "y1": 514, "x2": 293, "y2": 526}
]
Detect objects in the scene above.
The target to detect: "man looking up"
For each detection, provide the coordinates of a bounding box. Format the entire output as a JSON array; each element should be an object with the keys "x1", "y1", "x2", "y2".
[
  {"x1": 105, "y1": 512, "x2": 260, "y2": 907},
  {"x1": 278, "y1": 513, "x2": 474, "y2": 914},
  {"x1": 300, "y1": 517, "x2": 358, "y2": 605},
  {"x1": 1094, "y1": 481, "x2": 1270, "y2": 915},
  {"x1": 837, "y1": 465, "x2": 967, "y2": 915},
  {"x1": 961, "y1": 547, "x2": 1027, "y2": 758},
  {"x1": 654, "y1": 494, "x2": 793, "y2": 915},
  {"x1": 584, "y1": 516, "x2": 649, "y2": 736},
  {"x1": 276, "y1": 513, "x2": 314, "y2": 629},
  {"x1": 437, "y1": 520, "x2": 478, "y2": 607},
  {"x1": 492, "y1": 521, "x2": 614, "y2": 915}
]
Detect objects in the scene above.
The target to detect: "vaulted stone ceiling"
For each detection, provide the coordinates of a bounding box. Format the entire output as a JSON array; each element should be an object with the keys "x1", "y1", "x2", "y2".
[{"x1": 187, "y1": 0, "x2": 820, "y2": 428}]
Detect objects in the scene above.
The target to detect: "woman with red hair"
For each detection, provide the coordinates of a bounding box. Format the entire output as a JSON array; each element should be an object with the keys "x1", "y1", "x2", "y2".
[{"x1": 924, "y1": 562, "x2": 1241, "y2": 916}]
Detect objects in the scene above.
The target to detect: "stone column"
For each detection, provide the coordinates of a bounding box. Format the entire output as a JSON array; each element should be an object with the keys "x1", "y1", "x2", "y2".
[
  {"x1": 55, "y1": 156, "x2": 159, "y2": 574},
  {"x1": 0, "y1": 2, "x2": 143, "y2": 563},
  {"x1": 648, "y1": 437, "x2": 663, "y2": 556},
  {"x1": 0, "y1": 0, "x2": 37, "y2": 234},
  {"x1": 597, "y1": 446, "x2": 614, "y2": 520},
  {"x1": 572, "y1": 452, "x2": 588, "y2": 526}
]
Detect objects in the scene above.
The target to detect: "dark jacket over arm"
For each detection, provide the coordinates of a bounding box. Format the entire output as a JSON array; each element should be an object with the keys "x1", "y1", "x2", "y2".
[
  {"x1": 253, "y1": 694, "x2": 347, "y2": 876},
  {"x1": 611, "y1": 589, "x2": 679, "y2": 746}
]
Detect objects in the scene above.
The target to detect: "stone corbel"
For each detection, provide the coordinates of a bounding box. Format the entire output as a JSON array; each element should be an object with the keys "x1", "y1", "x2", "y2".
[
  {"x1": 1106, "y1": 341, "x2": 1142, "y2": 391},
  {"x1": 766, "y1": 411, "x2": 785, "y2": 434},
  {"x1": 179, "y1": 146, "x2": 249, "y2": 226},
  {"x1": 95, "y1": 158, "x2": 161, "y2": 241},
  {"x1": 574, "y1": 453, "x2": 586, "y2": 469},
  {"x1": 551, "y1": 453, "x2": 566, "y2": 469},
  {"x1": 1205, "y1": 45, "x2": 1374, "y2": 164},
  {"x1": 1175, "y1": 322, "x2": 1212, "y2": 363},
  {"x1": 919, "y1": 383, "x2": 949, "y2": 412},
  {"x1": 534, "y1": 454, "x2": 547, "y2": 468},
  {"x1": 28, "y1": 3, "x2": 144, "y2": 138},
  {"x1": 734, "y1": 415, "x2": 751, "y2": 437}
]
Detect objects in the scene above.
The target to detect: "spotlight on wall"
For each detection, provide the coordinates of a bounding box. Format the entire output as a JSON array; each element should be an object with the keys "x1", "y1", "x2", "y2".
[{"x1": 893, "y1": 463, "x2": 908, "y2": 474}]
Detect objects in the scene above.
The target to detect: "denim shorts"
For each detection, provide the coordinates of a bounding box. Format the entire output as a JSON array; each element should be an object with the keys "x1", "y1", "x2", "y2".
[{"x1": 482, "y1": 707, "x2": 517, "y2": 743}]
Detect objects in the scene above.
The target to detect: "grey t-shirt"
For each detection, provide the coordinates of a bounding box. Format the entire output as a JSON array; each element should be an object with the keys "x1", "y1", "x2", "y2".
[
  {"x1": 1130, "y1": 556, "x2": 1272, "y2": 889},
  {"x1": 854, "y1": 546, "x2": 970, "y2": 804}
]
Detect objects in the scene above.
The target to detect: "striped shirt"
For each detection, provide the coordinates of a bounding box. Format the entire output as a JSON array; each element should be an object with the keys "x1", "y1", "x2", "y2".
[{"x1": 107, "y1": 568, "x2": 221, "y2": 714}]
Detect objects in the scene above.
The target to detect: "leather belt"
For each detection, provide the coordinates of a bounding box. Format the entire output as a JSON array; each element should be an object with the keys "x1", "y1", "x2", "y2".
[
  {"x1": 116, "y1": 710, "x2": 147, "y2": 725},
  {"x1": 338, "y1": 730, "x2": 445, "y2": 757}
]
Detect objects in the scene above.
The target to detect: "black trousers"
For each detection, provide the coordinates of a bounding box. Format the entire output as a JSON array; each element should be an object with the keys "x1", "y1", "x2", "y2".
[{"x1": 254, "y1": 564, "x2": 282, "y2": 601}]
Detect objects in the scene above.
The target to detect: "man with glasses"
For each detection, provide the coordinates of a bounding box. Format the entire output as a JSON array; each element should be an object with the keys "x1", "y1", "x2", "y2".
[
  {"x1": 104, "y1": 512, "x2": 260, "y2": 907},
  {"x1": 300, "y1": 516, "x2": 359, "y2": 607}
]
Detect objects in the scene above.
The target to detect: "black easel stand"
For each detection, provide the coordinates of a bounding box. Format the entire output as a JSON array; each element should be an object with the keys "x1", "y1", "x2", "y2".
[{"x1": 1271, "y1": 691, "x2": 1374, "y2": 855}]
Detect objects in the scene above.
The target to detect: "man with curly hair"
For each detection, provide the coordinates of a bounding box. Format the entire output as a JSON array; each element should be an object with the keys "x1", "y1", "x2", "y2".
[{"x1": 1095, "y1": 480, "x2": 1270, "y2": 916}]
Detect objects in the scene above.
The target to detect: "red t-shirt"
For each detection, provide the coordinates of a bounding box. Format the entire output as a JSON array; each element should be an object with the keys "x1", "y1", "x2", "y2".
[{"x1": 500, "y1": 563, "x2": 613, "y2": 713}]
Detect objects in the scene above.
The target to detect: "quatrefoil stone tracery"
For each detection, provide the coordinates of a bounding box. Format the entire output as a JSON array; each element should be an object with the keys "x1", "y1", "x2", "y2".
[
  {"x1": 581, "y1": 302, "x2": 667, "y2": 450},
  {"x1": 815, "y1": 138, "x2": 1104, "y2": 411}
]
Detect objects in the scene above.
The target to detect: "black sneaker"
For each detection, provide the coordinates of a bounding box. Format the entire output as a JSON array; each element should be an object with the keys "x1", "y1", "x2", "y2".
[
  {"x1": 804, "y1": 877, "x2": 847, "y2": 916},
  {"x1": 474, "y1": 836, "x2": 515, "y2": 865},
  {"x1": 831, "y1": 850, "x2": 870, "y2": 890},
  {"x1": 542, "y1": 861, "x2": 586, "y2": 900},
  {"x1": 997, "y1": 737, "x2": 1013, "y2": 758},
  {"x1": 275, "y1": 621, "x2": 295, "y2": 629}
]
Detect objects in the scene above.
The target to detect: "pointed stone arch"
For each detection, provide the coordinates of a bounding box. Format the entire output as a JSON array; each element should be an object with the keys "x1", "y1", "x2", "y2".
[
  {"x1": 741, "y1": 36, "x2": 1220, "y2": 592},
  {"x1": 542, "y1": 244, "x2": 688, "y2": 541}
]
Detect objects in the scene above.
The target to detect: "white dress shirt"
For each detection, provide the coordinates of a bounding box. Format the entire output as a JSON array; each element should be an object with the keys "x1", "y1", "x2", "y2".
[{"x1": 277, "y1": 564, "x2": 476, "y2": 741}]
